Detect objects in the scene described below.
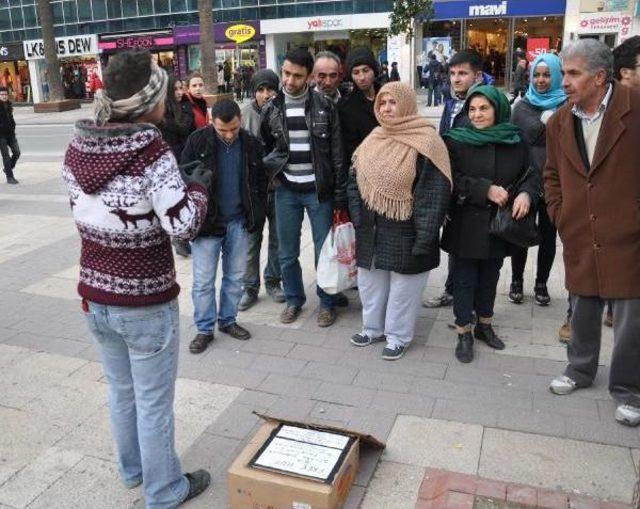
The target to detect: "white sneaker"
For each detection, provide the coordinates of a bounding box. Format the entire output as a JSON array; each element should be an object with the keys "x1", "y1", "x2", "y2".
[
  {"x1": 615, "y1": 405, "x2": 640, "y2": 426},
  {"x1": 549, "y1": 375, "x2": 578, "y2": 395}
]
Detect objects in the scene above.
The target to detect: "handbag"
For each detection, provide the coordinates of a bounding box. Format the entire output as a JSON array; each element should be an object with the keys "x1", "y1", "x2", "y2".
[{"x1": 488, "y1": 168, "x2": 541, "y2": 248}]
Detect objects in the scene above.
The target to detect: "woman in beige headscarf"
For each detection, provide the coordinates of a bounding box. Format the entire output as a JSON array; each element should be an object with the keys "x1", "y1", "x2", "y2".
[{"x1": 347, "y1": 81, "x2": 452, "y2": 360}]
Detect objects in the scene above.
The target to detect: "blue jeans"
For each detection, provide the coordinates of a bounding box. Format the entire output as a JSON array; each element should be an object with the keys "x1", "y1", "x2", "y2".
[
  {"x1": 275, "y1": 186, "x2": 336, "y2": 309},
  {"x1": 84, "y1": 299, "x2": 189, "y2": 509},
  {"x1": 191, "y1": 219, "x2": 248, "y2": 333}
]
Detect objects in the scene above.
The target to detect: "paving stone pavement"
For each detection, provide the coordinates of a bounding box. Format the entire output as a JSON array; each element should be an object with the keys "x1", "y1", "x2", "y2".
[{"x1": 0, "y1": 161, "x2": 637, "y2": 509}]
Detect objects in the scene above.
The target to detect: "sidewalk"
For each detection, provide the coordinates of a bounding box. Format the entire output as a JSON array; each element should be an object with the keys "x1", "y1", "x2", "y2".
[{"x1": 0, "y1": 162, "x2": 637, "y2": 507}]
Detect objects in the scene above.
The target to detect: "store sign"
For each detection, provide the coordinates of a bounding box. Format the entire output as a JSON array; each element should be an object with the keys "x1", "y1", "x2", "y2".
[
  {"x1": 99, "y1": 34, "x2": 174, "y2": 51},
  {"x1": 434, "y1": 0, "x2": 566, "y2": 19},
  {"x1": 0, "y1": 43, "x2": 24, "y2": 61},
  {"x1": 23, "y1": 34, "x2": 98, "y2": 60},
  {"x1": 526, "y1": 38, "x2": 550, "y2": 61},
  {"x1": 578, "y1": 11, "x2": 633, "y2": 34},
  {"x1": 224, "y1": 24, "x2": 256, "y2": 43},
  {"x1": 469, "y1": 1, "x2": 508, "y2": 16},
  {"x1": 306, "y1": 17, "x2": 346, "y2": 31},
  {"x1": 580, "y1": 0, "x2": 630, "y2": 13},
  {"x1": 174, "y1": 22, "x2": 261, "y2": 45}
]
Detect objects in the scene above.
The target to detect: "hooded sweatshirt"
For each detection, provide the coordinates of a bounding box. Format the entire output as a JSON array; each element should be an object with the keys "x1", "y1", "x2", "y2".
[{"x1": 62, "y1": 120, "x2": 208, "y2": 306}]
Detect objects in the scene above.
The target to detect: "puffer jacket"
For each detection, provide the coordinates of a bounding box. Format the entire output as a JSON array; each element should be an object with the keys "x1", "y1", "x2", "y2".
[
  {"x1": 347, "y1": 157, "x2": 451, "y2": 274},
  {"x1": 259, "y1": 89, "x2": 347, "y2": 208}
]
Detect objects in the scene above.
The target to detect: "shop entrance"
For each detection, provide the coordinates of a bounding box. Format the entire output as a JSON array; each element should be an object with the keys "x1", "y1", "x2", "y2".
[{"x1": 463, "y1": 17, "x2": 509, "y2": 85}]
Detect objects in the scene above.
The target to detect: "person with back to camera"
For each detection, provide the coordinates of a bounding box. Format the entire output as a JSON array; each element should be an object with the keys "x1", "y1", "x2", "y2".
[{"x1": 62, "y1": 50, "x2": 212, "y2": 509}]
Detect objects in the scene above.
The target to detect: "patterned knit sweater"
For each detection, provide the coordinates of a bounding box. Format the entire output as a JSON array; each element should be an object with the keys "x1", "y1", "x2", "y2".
[{"x1": 62, "y1": 120, "x2": 208, "y2": 307}]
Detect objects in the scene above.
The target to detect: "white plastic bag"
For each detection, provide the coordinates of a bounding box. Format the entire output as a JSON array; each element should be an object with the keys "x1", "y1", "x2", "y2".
[{"x1": 317, "y1": 222, "x2": 357, "y2": 295}]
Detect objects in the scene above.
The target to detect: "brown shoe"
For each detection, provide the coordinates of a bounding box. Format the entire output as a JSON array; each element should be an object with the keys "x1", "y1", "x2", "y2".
[
  {"x1": 317, "y1": 307, "x2": 336, "y2": 328},
  {"x1": 189, "y1": 333, "x2": 214, "y2": 354},
  {"x1": 558, "y1": 322, "x2": 571, "y2": 344},
  {"x1": 603, "y1": 311, "x2": 613, "y2": 328},
  {"x1": 280, "y1": 305, "x2": 302, "y2": 324}
]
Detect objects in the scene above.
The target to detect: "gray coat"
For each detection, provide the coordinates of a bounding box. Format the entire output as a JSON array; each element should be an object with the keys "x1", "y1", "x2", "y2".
[{"x1": 347, "y1": 157, "x2": 451, "y2": 275}]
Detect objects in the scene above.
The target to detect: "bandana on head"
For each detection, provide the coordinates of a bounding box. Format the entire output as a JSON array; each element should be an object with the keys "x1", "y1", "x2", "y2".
[
  {"x1": 353, "y1": 81, "x2": 452, "y2": 221},
  {"x1": 94, "y1": 60, "x2": 168, "y2": 126}
]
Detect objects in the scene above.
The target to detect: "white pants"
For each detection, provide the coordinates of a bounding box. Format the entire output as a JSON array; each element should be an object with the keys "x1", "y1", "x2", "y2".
[{"x1": 358, "y1": 266, "x2": 429, "y2": 348}]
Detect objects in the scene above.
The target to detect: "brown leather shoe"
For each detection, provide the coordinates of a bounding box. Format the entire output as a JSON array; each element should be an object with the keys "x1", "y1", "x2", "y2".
[
  {"x1": 317, "y1": 307, "x2": 336, "y2": 328},
  {"x1": 558, "y1": 322, "x2": 571, "y2": 344},
  {"x1": 189, "y1": 333, "x2": 213, "y2": 354},
  {"x1": 280, "y1": 305, "x2": 302, "y2": 324}
]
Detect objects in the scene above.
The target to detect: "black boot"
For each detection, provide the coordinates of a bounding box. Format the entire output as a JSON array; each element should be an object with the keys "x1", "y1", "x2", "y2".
[
  {"x1": 474, "y1": 323, "x2": 505, "y2": 350},
  {"x1": 508, "y1": 281, "x2": 523, "y2": 304},
  {"x1": 534, "y1": 282, "x2": 551, "y2": 306},
  {"x1": 455, "y1": 331, "x2": 474, "y2": 363}
]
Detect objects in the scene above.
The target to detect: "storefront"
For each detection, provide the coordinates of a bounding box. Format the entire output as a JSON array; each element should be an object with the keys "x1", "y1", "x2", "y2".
[
  {"x1": 0, "y1": 42, "x2": 31, "y2": 103},
  {"x1": 23, "y1": 34, "x2": 100, "y2": 103},
  {"x1": 564, "y1": 0, "x2": 638, "y2": 48},
  {"x1": 174, "y1": 22, "x2": 264, "y2": 80},
  {"x1": 260, "y1": 13, "x2": 395, "y2": 76},
  {"x1": 422, "y1": 0, "x2": 567, "y2": 86},
  {"x1": 99, "y1": 30, "x2": 176, "y2": 75}
]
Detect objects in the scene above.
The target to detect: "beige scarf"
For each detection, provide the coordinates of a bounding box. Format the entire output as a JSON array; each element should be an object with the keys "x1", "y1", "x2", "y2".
[{"x1": 353, "y1": 81, "x2": 452, "y2": 221}]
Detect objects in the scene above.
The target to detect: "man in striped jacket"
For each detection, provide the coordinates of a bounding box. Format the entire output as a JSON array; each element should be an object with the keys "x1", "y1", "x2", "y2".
[{"x1": 260, "y1": 47, "x2": 348, "y2": 327}]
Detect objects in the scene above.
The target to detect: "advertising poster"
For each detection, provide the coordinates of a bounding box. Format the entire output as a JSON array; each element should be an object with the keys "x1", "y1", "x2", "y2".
[
  {"x1": 526, "y1": 38, "x2": 550, "y2": 62},
  {"x1": 423, "y1": 37, "x2": 453, "y2": 63}
]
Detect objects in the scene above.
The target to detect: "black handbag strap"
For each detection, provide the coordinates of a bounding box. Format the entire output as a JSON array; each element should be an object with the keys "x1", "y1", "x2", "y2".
[{"x1": 504, "y1": 166, "x2": 532, "y2": 199}]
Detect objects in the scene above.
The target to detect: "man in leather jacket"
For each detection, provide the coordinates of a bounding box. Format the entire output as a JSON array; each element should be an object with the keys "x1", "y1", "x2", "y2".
[{"x1": 260, "y1": 47, "x2": 347, "y2": 327}]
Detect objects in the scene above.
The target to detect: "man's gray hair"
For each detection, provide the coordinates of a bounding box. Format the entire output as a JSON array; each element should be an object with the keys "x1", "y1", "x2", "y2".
[
  {"x1": 314, "y1": 50, "x2": 341, "y2": 66},
  {"x1": 561, "y1": 39, "x2": 614, "y2": 82}
]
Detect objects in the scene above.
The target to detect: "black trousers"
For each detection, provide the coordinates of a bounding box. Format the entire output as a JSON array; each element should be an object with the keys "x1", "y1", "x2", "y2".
[
  {"x1": 453, "y1": 257, "x2": 504, "y2": 327},
  {"x1": 566, "y1": 295, "x2": 640, "y2": 407},
  {"x1": 511, "y1": 202, "x2": 557, "y2": 284},
  {"x1": 0, "y1": 135, "x2": 20, "y2": 179}
]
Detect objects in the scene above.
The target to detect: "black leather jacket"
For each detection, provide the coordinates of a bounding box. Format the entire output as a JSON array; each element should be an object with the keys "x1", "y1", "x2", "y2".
[
  {"x1": 181, "y1": 127, "x2": 267, "y2": 238},
  {"x1": 259, "y1": 89, "x2": 347, "y2": 208}
]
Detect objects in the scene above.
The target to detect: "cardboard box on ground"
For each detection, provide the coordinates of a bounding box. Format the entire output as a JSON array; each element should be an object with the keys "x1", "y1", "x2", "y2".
[{"x1": 228, "y1": 413, "x2": 386, "y2": 509}]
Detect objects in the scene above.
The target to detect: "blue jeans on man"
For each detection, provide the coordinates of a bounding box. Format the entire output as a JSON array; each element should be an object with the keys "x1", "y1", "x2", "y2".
[
  {"x1": 84, "y1": 299, "x2": 189, "y2": 509},
  {"x1": 191, "y1": 219, "x2": 248, "y2": 334},
  {"x1": 275, "y1": 186, "x2": 336, "y2": 309}
]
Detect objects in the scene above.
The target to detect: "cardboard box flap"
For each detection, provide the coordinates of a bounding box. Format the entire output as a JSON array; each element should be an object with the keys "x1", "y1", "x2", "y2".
[{"x1": 253, "y1": 412, "x2": 386, "y2": 450}]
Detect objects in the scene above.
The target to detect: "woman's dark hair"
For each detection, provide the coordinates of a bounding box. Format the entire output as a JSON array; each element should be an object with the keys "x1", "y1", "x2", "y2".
[
  {"x1": 449, "y1": 50, "x2": 483, "y2": 72},
  {"x1": 284, "y1": 47, "x2": 314, "y2": 75},
  {"x1": 164, "y1": 75, "x2": 185, "y2": 124},
  {"x1": 103, "y1": 50, "x2": 152, "y2": 101},
  {"x1": 211, "y1": 99, "x2": 241, "y2": 123}
]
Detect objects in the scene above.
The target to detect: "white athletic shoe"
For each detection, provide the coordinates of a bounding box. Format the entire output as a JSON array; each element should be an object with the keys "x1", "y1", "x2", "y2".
[
  {"x1": 615, "y1": 405, "x2": 640, "y2": 426},
  {"x1": 549, "y1": 375, "x2": 578, "y2": 395}
]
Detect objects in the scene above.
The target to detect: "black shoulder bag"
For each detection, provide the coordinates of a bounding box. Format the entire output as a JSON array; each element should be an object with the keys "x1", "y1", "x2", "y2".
[{"x1": 488, "y1": 167, "x2": 541, "y2": 248}]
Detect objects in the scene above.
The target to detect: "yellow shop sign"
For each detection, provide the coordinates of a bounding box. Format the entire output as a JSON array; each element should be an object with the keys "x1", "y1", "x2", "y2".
[{"x1": 225, "y1": 24, "x2": 256, "y2": 44}]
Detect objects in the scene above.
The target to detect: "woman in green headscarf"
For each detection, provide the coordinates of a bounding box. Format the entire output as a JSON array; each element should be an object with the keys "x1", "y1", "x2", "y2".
[{"x1": 441, "y1": 85, "x2": 541, "y2": 364}]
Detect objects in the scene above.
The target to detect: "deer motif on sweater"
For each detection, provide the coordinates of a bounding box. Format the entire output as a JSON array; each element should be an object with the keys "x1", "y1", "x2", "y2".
[
  {"x1": 165, "y1": 192, "x2": 192, "y2": 228},
  {"x1": 109, "y1": 208, "x2": 156, "y2": 229}
]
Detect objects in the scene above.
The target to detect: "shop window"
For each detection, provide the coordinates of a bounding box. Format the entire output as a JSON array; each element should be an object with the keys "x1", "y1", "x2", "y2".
[
  {"x1": 91, "y1": 0, "x2": 106, "y2": 20},
  {"x1": 295, "y1": 2, "x2": 316, "y2": 16},
  {"x1": 63, "y1": 1, "x2": 77, "y2": 23},
  {"x1": 354, "y1": 0, "x2": 373, "y2": 13},
  {"x1": 138, "y1": 0, "x2": 154, "y2": 16},
  {"x1": 241, "y1": 0, "x2": 257, "y2": 6},
  {"x1": 221, "y1": 8, "x2": 241, "y2": 21},
  {"x1": 259, "y1": 5, "x2": 277, "y2": 19},
  {"x1": 513, "y1": 16, "x2": 563, "y2": 62},
  {"x1": 170, "y1": 0, "x2": 186, "y2": 12},
  {"x1": 373, "y1": 0, "x2": 393, "y2": 13},
  {"x1": 22, "y1": 5, "x2": 36, "y2": 26},
  {"x1": 223, "y1": 0, "x2": 239, "y2": 7},
  {"x1": 0, "y1": 9, "x2": 10, "y2": 30},
  {"x1": 77, "y1": 0, "x2": 92, "y2": 22},
  {"x1": 107, "y1": 0, "x2": 122, "y2": 18},
  {"x1": 154, "y1": 0, "x2": 170, "y2": 14},
  {"x1": 335, "y1": 2, "x2": 352, "y2": 14},
  {"x1": 52, "y1": 1, "x2": 64, "y2": 24},
  {"x1": 241, "y1": 7, "x2": 257, "y2": 19},
  {"x1": 123, "y1": 1, "x2": 138, "y2": 16},
  {"x1": 9, "y1": 7, "x2": 23, "y2": 27},
  {"x1": 278, "y1": 4, "x2": 295, "y2": 18}
]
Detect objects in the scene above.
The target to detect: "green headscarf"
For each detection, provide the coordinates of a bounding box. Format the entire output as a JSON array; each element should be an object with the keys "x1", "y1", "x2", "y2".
[{"x1": 444, "y1": 85, "x2": 521, "y2": 146}]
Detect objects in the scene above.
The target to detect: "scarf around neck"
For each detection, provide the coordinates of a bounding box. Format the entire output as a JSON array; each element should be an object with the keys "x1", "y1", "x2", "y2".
[
  {"x1": 353, "y1": 81, "x2": 452, "y2": 221},
  {"x1": 444, "y1": 85, "x2": 521, "y2": 146},
  {"x1": 525, "y1": 53, "x2": 567, "y2": 111}
]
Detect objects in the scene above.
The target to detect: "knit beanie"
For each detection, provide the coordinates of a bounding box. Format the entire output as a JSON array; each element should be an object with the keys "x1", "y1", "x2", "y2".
[
  {"x1": 346, "y1": 47, "x2": 380, "y2": 76},
  {"x1": 250, "y1": 69, "x2": 280, "y2": 95}
]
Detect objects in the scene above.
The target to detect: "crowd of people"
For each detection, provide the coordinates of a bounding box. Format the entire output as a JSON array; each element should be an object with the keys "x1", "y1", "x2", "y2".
[{"x1": 58, "y1": 34, "x2": 640, "y2": 509}]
